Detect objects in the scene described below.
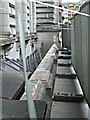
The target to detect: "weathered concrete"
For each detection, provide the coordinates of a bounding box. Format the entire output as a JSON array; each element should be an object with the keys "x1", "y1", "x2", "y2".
[
  {"x1": 36, "y1": 32, "x2": 60, "y2": 49},
  {"x1": 21, "y1": 44, "x2": 58, "y2": 100}
]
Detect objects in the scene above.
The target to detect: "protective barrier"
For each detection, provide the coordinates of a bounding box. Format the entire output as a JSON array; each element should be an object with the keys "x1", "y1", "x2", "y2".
[
  {"x1": 71, "y1": 2, "x2": 90, "y2": 105},
  {"x1": 62, "y1": 25, "x2": 71, "y2": 50}
]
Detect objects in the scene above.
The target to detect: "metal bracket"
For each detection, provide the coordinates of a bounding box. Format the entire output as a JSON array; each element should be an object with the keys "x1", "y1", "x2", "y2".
[
  {"x1": 52, "y1": 93, "x2": 84, "y2": 102},
  {"x1": 58, "y1": 63, "x2": 71, "y2": 67},
  {"x1": 58, "y1": 56, "x2": 71, "y2": 59},
  {"x1": 56, "y1": 73, "x2": 76, "y2": 79},
  {"x1": 61, "y1": 51, "x2": 71, "y2": 55}
]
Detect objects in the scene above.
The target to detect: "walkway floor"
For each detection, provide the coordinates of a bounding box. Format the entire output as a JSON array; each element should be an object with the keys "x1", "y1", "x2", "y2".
[{"x1": 50, "y1": 49, "x2": 89, "y2": 119}]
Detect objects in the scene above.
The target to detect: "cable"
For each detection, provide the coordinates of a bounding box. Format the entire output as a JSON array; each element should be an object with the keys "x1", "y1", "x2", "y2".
[{"x1": 30, "y1": 0, "x2": 90, "y2": 17}]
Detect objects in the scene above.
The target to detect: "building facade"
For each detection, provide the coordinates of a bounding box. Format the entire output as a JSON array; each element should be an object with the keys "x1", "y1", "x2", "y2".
[
  {"x1": 36, "y1": 0, "x2": 62, "y2": 30},
  {"x1": 61, "y1": 2, "x2": 82, "y2": 22},
  {"x1": 0, "y1": 0, "x2": 37, "y2": 59}
]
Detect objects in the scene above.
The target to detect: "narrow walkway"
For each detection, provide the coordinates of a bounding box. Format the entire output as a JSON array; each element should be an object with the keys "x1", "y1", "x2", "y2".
[{"x1": 50, "y1": 49, "x2": 89, "y2": 119}]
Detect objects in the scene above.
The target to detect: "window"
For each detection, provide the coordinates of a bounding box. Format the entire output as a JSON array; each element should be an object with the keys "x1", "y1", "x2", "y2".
[{"x1": 69, "y1": 6, "x2": 74, "y2": 9}]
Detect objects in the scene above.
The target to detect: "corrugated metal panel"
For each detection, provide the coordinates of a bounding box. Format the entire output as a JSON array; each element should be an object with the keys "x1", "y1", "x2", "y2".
[
  {"x1": 71, "y1": 2, "x2": 90, "y2": 105},
  {"x1": 62, "y1": 25, "x2": 71, "y2": 50}
]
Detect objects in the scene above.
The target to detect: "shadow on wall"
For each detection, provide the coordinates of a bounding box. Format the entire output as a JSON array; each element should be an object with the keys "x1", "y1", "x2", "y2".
[
  {"x1": 36, "y1": 32, "x2": 60, "y2": 58},
  {"x1": 40, "y1": 41, "x2": 53, "y2": 58}
]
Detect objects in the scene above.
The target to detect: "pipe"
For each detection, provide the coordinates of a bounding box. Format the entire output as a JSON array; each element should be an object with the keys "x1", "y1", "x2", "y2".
[{"x1": 18, "y1": 1, "x2": 37, "y2": 119}]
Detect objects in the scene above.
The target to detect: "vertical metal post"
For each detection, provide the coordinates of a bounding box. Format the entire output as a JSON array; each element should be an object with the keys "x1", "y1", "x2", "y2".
[{"x1": 18, "y1": 1, "x2": 37, "y2": 119}]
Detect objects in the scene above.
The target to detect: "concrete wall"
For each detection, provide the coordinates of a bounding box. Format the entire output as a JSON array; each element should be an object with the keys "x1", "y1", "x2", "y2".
[
  {"x1": 36, "y1": 32, "x2": 60, "y2": 58},
  {"x1": 21, "y1": 44, "x2": 58, "y2": 100}
]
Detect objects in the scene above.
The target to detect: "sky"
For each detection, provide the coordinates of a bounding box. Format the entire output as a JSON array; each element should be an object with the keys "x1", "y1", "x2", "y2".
[{"x1": 62, "y1": 0, "x2": 80, "y2": 3}]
